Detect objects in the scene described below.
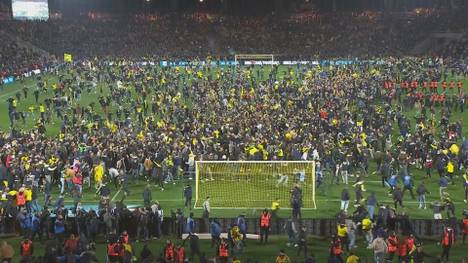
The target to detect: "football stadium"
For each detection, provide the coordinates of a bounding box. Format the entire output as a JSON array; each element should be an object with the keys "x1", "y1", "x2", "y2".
[{"x1": 0, "y1": 0, "x2": 468, "y2": 262}]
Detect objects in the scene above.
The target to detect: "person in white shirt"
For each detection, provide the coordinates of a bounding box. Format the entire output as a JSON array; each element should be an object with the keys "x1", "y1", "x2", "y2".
[
  {"x1": 203, "y1": 197, "x2": 211, "y2": 219},
  {"x1": 371, "y1": 235, "x2": 387, "y2": 263}
]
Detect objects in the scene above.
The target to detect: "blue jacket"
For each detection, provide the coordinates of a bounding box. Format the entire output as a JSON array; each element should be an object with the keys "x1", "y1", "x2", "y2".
[
  {"x1": 210, "y1": 221, "x2": 221, "y2": 237},
  {"x1": 403, "y1": 175, "x2": 412, "y2": 187},
  {"x1": 185, "y1": 217, "x2": 195, "y2": 233},
  {"x1": 387, "y1": 175, "x2": 398, "y2": 187},
  {"x1": 439, "y1": 177, "x2": 449, "y2": 187},
  {"x1": 237, "y1": 216, "x2": 247, "y2": 233},
  {"x1": 20, "y1": 216, "x2": 31, "y2": 230},
  {"x1": 31, "y1": 215, "x2": 40, "y2": 232},
  {"x1": 54, "y1": 218, "x2": 65, "y2": 234}
]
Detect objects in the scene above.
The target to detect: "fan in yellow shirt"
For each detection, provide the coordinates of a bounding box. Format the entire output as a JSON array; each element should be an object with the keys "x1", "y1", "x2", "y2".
[
  {"x1": 275, "y1": 250, "x2": 291, "y2": 263},
  {"x1": 24, "y1": 187, "x2": 32, "y2": 202},
  {"x1": 93, "y1": 163, "x2": 105, "y2": 189},
  {"x1": 346, "y1": 252, "x2": 359, "y2": 263},
  {"x1": 271, "y1": 199, "x2": 280, "y2": 218},
  {"x1": 337, "y1": 223, "x2": 348, "y2": 238}
]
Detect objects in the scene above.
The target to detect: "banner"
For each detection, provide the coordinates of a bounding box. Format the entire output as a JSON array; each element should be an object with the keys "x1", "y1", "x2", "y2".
[{"x1": 2, "y1": 76, "x2": 15, "y2": 84}]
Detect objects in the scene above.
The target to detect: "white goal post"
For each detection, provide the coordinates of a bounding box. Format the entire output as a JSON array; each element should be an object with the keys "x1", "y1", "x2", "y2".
[
  {"x1": 234, "y1": 54, "x2": 275, "y2": 66},
  {"x1": 194, "y1": 161, "x2": 316, "y2": 210}
]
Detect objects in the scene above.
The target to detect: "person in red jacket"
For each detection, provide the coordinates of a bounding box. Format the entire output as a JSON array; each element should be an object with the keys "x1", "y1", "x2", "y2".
[
  {"x1": 63, "y1": 234, "x2": 78, "y2": 254},
  {"x1": 164, "y1": 239, "x2": 175, "y2": 263},
  {"x1": 440, "y1": 226, "x2": 455, "y2": 261},
  {"x1": 422, "y1": 81, "x2": 427, "y2": 89},
  {"x1": 430, "y1": 80, "x2": 435, "y2": 90},
  {"x1": 406, "y1": 234, "x2": 416, "y2": 251},
  {"x1": 19, "y1": 239, "x2": 33, "y2": 257},
  {"x1": 16, "y1": 188, "x2": 26, "y2": 209},
  {"x1": 463, "y1": 216, "x2": 468, "y2": 244},
  {"x1": 386, "y1": 231, "x2": 399, "y2": 262},
  {"x1": 217, "y1": 238, "x2": 229, "y2": 263},
  {"x1": 442, "y1": 81, "x2": 447, "y2": 90},
  {"x1": 259, "y1": 209, "x2": 271, "y2": 243},
  {"x1": 174, "y1": 244, "x2": 185, "y2": 263},
  {"x1": 397, "y1": 237, "x2": 412, "y2": 263},
  {"x1": 107, "y1": 240, "x2": 121, "y2": 263},
  {"x1": 449, "y1": 81, "x2": 455, "y2": 89},
  {"x1": 329, "y1": 235, "x2": 343, "y2": 263}
]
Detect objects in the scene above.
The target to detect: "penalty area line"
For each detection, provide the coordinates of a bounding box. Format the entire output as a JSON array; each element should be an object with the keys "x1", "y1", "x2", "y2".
[{"x1": 111, "y1": 187, "x2": 122, "y2": 202}]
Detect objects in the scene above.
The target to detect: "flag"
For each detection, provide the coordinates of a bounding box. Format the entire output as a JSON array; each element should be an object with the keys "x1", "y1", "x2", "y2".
[{"x1": 64, "y1": 53, "x2": 73, "y2": 62}]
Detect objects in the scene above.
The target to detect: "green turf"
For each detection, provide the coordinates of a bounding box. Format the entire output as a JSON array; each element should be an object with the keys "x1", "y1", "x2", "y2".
[
  {"x1": 2, "y1": 235, "x2": 467, "y2": 262},
  {"x1": 0, "y1": 66, "x2": 467, "y2": 219}
]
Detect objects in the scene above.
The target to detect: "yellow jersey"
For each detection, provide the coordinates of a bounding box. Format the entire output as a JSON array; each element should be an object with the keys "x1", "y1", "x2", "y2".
[
  {"x1": 94, "y1": 165, "x2": 104, "y2": 183},
  {"x1": 362, "y1": 218, "x2": 372, "y2": 231},
  {"x1": 271, "y1": 201, "x2": 280, "y2": 211},
  {"x1": 337, "y1": 225, "x2": 348, "y2": 237},
  {"x1": 346, "y1": 255, "x2": 360, "y2": 263}
]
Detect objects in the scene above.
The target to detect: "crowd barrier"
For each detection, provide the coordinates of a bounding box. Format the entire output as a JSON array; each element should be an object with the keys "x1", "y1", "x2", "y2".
[
  {"x1": 0, "y1": 217, "x2": 463, "y2": 238},
  {"x1": 194, "y1": 218, "x2": 464, "y2": 237}
]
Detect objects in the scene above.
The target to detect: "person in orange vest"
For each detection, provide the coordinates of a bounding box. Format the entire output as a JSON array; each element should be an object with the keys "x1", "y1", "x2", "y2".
[
  {"x1": 259, "y1": 209, "x2": 271, "y2": 243},
  {"x1": 458, "y1": 81, "x2": 463, "y2": 90},
  {"x1": 449, "y1": 81, "x2": 455, "y2": 89},
  {"x1": 463, "y1": 215, "x2": 468, "y2": 244},
  {"x1": 397, "y1": 237, "x2": 411, "y2": 263},
  {"x1": 164, "y1": 239, "x2": 175, "y2": 262},
  {"x1": 422, "y1": 81, "x2": 427, "y2": 89},
  {"x1": 72, "y1": 172, "x2": 83, "y2": 194},
  {"x1": 19, "y1": 238, "x2": 33, "y2": 258},
  {"x1": 440, "y1": 226, "x2": 455, "y2": 261},
  {"x1": 329, "y1": 235, "x2": 343, "y2": 263},
  {"x1": 386, "y1": 231, "x2": 399, "y2": 262},
  {"x1": 217, "y1": 238, "x2": 229, "y2": 263},
  {"x1": 107, "y1": 239, "x2": 120, "y2": 263},
  {"x1": 16, "y1": 188, "x2": 26, "y2": 209},
  {"x1": 174, "y1": 243, "x2": 185, "y2": 263},
  {"x1": 406, "y1": 234, "x2": 416, "y2": 250},
  {"x1": 442, "y1": 81, "x2": 447, "y2": 90},
  {"x1": 384, "y1": 81, "x2": 390, "y2": 89},
  {"x1": 430, "y1": 80, "x2": 436, "y2": 90},
  {"x1": 403, "y1": 81, "x2": 409, "y2": 89}
]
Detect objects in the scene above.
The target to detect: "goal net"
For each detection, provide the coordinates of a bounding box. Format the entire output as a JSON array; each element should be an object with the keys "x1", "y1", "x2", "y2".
[
  {"x1": 194, "y1": 161, "x2": 316, "y2": 209},
  {"x1": 234, "y1": 54, "x2": 276, "y2": 66}
]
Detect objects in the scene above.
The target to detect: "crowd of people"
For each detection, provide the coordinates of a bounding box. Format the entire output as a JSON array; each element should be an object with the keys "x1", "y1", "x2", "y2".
[
  {"x1": 0, "y1": 6, "x2": 467, "y2": 263},
  {"x1": 0, "y1": 32, "x2": 51, "y2": 79},
  {"x1": 1, "y1": 9, "x2": 468, "y2": 77}
]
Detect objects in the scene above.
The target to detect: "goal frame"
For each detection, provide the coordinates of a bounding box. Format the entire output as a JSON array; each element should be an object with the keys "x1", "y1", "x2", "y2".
[
  {"x1": 234, "y1": 54, "x2": 275, "y2": 66},
  {"x1": 194, "y1": 160, "x2": 316, "y2": 210}
]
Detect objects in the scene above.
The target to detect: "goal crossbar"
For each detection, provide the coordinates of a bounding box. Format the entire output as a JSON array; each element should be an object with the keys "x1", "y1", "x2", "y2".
[{"x1": 234, "y1": 54, "x2": 275, "y2": 66}]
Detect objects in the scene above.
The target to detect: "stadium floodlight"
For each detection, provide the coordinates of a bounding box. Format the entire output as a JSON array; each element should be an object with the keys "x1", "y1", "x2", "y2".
[
  {"x1": 234, "y1": 54, "x2": 275, "y2": 66},
  {"x1": 194, "y1": 161, "x2": 316, "y2": 210}
]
